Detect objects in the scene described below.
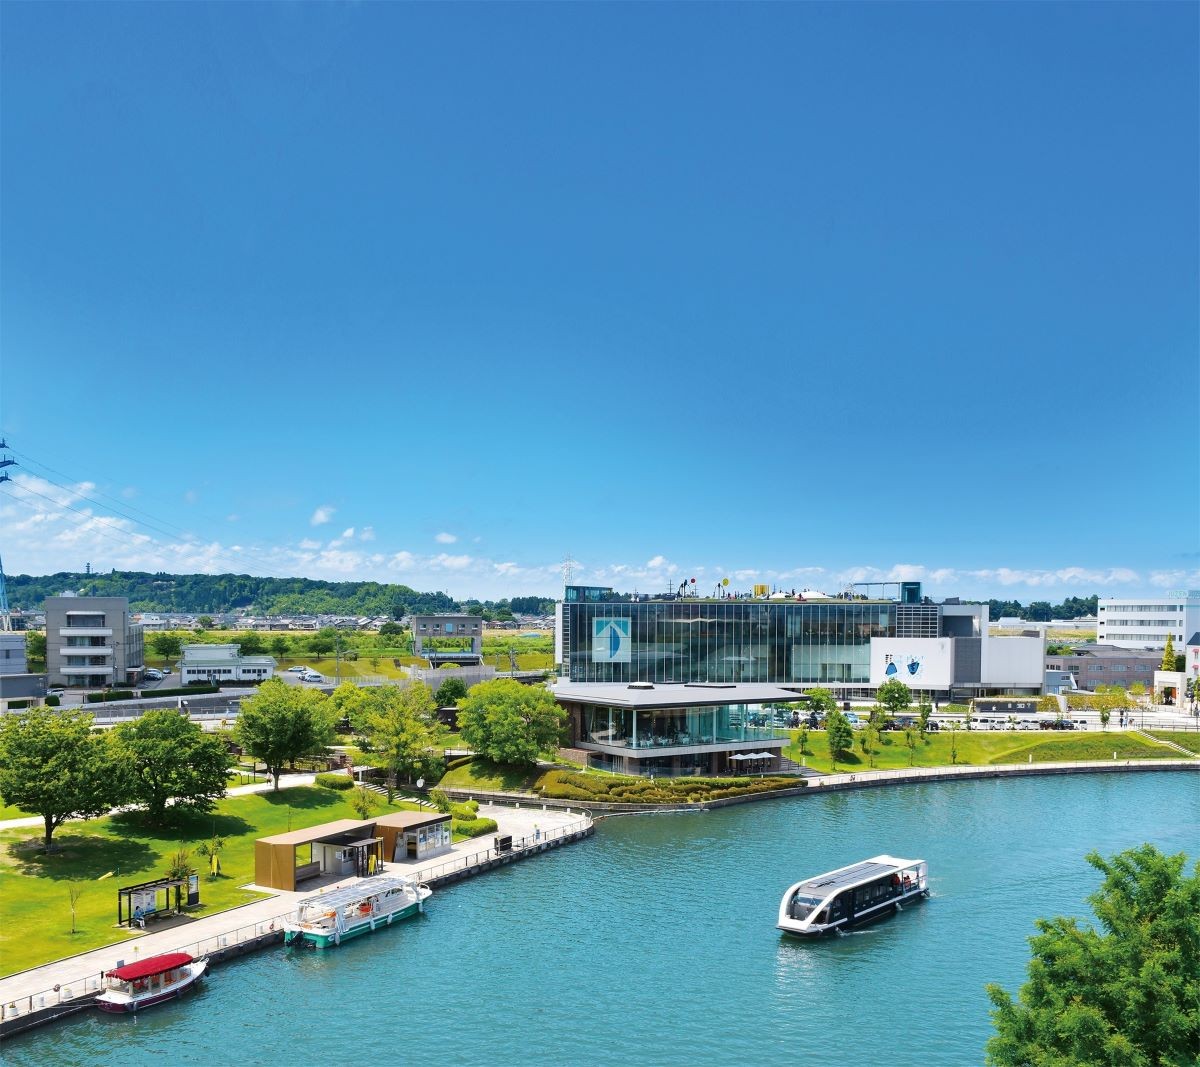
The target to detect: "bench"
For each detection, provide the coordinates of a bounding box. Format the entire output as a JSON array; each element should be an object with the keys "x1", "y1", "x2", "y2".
[{"x1": 295, "y1": 861, "x2": 322, "y2": 883}]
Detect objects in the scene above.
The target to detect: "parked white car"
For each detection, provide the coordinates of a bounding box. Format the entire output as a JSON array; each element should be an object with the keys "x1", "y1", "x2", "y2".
[
  {"x1": 287, "y1": 665, "x2": 309, "y2": 674},
  {"x1": 303, "y1": 672, "x2": 325, "y2": 683},
  {"x1": 144, "y1": 669, "x2": 163, "y2": 681}
]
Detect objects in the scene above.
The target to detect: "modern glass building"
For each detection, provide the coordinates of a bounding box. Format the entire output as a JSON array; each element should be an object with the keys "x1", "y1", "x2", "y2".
[{"x1": 560, "y1": 588, "x2": 902, "y2": 688}]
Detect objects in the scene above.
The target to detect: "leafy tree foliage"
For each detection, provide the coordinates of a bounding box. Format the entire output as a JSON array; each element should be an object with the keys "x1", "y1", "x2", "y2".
[
  {"x1": 24, "y1": 630, "x2": 46, "y2": 662},
  {"x1": 358, "y1": 683, "x2": 445, "y2": 801},
  {"x1": 986, "y1": 844, "x2": 1200, "y2": 1067},
  {"x1": 0, "y1": 707, "x2": 119, "y2": 851},
  {"x1": 235, "y1": 679, "x2": 335, "y2": 790},
  {"x1": 877, "y1": 678, "x2": 913, "y2": 717},
  {"x1": 434, "y1": 677, "x2": 469, "y2": 707},
  {"x1": 917, "y1": 699, "x2": 933, "y2": 738},
  {"x1": 379, "y1": 621, "x2": 405, "y2": 638},
  {"x1": 149, "y1": 632, "x2": 182, "y2": 663},
  {"x1": 805, "y1": 688, "x2": 838, "y2": 716},
  {"x1": 825, "y1": 710, "x2": 854, "y2": 763},
  {"x1": 113, "y1": 710, "x2": 232, "y2": 823},
  {"x1": 1160, "y1": 633, "x2": 1176, "y2": 672},
  {"x1": 458, "y1": 680, "x2": 566, "y2": 766}
]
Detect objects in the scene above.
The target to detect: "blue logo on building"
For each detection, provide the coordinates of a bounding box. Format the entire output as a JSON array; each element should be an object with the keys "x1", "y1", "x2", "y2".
[
  {"x1": 906, "y1": 656, "x2": 922, "y2": 678},
  {"x1": 592, "y1": 617, "x2": 631, "y2": 664}
]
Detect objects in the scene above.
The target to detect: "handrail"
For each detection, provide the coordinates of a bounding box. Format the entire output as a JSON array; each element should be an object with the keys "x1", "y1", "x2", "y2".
[{"x1": 1, "y1": 810, "x2": 594, "y2": 1022}]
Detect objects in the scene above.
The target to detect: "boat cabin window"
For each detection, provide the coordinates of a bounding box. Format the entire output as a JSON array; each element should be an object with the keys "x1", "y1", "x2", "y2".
[{"x1": 790, "y1": 894, "x2": 825, "y2": 921}]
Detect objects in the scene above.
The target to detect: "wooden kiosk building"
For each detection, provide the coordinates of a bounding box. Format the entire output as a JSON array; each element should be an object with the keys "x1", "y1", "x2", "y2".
[{"x1": 255, "y1": 812, "x2": 453, "y2": 892}]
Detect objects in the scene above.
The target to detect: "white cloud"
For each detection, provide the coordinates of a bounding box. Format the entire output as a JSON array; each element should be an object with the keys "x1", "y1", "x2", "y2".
[
  {"x1": 360, "y1": 526, "x2": 376, "y2": 542},
  {"x1": 341, "y1": 527, "x2": 355, "y2": 540},
  {"x1": 432, "y1": 553, "x2": 473, "y2": 570},
  {"x1": 184, "y1": 489, "x2": 199, "y2": 505},
  {"x1": 435, "y1": 532, "x2": 457, "y2": 544},
  {"x1": 121, "y1": 487, "x2": 138, "y2": 500},
  {"x1": 298, "y1": 539, "x2": 321, "y2": 550},
  {"x1": 226, "y1": 514, "x2": 240, "y2": 523},
  {"x1": 310, "y1": 505, "x2": 335, "y2": 526}
]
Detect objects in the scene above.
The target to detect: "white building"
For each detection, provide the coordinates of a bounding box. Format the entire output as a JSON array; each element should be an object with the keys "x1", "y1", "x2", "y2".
[
  {"x1": 1096, "y1": 592, "x2": 1200, "y2": 650},
  {"x1": 45, "y1": 596, "x2": 144, "y2": 688},
  {"x1": 179, "y1": 644, "x2": 276, "y2": 686}
]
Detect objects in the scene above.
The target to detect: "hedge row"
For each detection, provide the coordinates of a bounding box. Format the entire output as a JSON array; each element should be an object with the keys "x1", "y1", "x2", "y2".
[
  {"x1": 538, "y1": 769, "x2": 801, "y2": 805},
  {"x1": 315, "y1": 772, "x2": 354, "y2": 791},
  {"x1": 85, "y1": 690, "x2": 136, "y2": 703},
  {"x1": 153, "y1": 685, "x2": 220, "y2": 698},
  {"x1": 448, "y1": 799, "x2": 479, "y2": 820},
  {"x1": 452, "y1": 816, "x2": 499, "y2": 838}
]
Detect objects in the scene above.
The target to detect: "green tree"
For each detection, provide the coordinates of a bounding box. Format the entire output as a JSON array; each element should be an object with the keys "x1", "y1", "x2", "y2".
[
  {"x1": 269, "y1": 635, "x2": 291, "y2": 659},
  {"x1": 859, "y1": 726, "x2": 877, "y2": 768},
  {"x1": 236, "y1": 631, "x2": 266, "y2": 657},
  {"x1": 458, "y1": 679, "x2": 566, "y2": 766},
  {"x1": 904, "y1": 727, "x2": 918, "y2": 767},
  {"x1": 796, "y1": 725, "x2": 810, "y2": 756},
  {"x1": 876, "y1": 678, "x2": 913, "y2": 717},
  {"x1": 350, "y1": 785, "x2": 379, "y2": 820},
  {"x1": 948, "y1": 722, "x2": 960, "y2": 765},
  {"x1": 164, "y1": 847, "x2": 196, "y2": 911},
  {"x1": 1160, "y1": 633, "x2": 1176, "y2": 672},
  {"x1": 308, "y1": 629, "x2": 336, "y2": 661},
  {"x1": 805, "y1": 688, "x2": 838, "y2": 717},
  {"x1": 197, "y1": 616, "x2": 214, "y2": 630},
  {"x1": 917, "y1": 699, "x2": 933, "y2": 739},
  {"x1": 25, "y1": 630, "x2": 47, "y2": 663},
  {"x1": 113, "y1": 710, "x2": 232, "y2": 824},
  {"x1": 196, "y1": 833, "x2": 227, "y2": 879},
  {"x1": 434, "y1": 677, "x2": 469, "y2": 707},
  {"x1": 149, "y1": 632, "x2": 183, "y2": 665},
  {"x1": 0, "y1": 707, "x2": 118, "y2": 852},
  {"x1": 825, "y1": 709, "x2": 854, "y2": 766},
  {"x1": 379, "y1": 621, "x2": 404, "y2": 639},
  {"x1": 986, "y1": 844, "x2": 1200, "y2": 1067},
  {"x1": 235, "y1": 678, "x2": 335, "y2": 790},
  {"x1": 329, "y1": 681, "x2": 374, "y2": 734},
  {"x1": 360, "y1": 683, "x2": 446, "y2": 801}
]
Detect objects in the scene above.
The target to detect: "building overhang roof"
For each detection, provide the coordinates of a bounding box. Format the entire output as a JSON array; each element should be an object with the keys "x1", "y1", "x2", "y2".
[{"x1": 552, "y1": 681, "x2": 807, "y2": 709}]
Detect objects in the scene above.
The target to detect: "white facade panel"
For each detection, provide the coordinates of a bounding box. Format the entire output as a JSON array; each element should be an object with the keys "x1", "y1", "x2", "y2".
[
  {"x1": 1096, "y1": 593, "x2": 1200, "y2": 650},
  {"x1": 982, "y1": 636, "x2": 1044, "y2": 686},
  {"x1": 869, "y1": 639, "x2": 953, "y2": 688}
]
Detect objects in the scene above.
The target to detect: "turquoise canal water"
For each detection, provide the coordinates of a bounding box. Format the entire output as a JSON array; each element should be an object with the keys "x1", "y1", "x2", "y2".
[{"x1": 9, "y1": 772, "x2": 1199, "y2": 1067}]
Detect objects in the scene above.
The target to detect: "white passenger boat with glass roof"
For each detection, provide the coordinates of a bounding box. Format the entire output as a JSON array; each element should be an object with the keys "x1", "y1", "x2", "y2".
[
  {"x1": 283, "y1": 876, "x2": 431, "y2": 949},
  {"x1": 777, "y1": 855, "x2": 928, "y2": 936}
]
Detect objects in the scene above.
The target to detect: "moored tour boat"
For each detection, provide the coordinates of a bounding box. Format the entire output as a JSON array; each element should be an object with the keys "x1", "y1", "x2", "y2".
[
  {"x1": 283, "y1": 875, "x2": 431, "y2": 949},
  {"x1": 95, "y1": 952, "x2": 207, "y2": 1013},
  {"x1": 777, "y1": 854, "x2": 928, "y2": 936}
]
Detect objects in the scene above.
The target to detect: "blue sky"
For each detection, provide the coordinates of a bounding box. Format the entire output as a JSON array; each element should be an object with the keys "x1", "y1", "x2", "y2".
[{"x1": 1, "y1": 2, "x2": 1196, "y2": 602}]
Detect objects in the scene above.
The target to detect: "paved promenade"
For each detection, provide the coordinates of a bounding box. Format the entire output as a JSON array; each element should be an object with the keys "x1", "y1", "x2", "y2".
[{"x1": 0, "y1": 803, "x2": 584, "y2": 1013}]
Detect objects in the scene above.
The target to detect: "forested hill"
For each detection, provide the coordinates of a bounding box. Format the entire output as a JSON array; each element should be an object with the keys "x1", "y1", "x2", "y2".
[{"x1": 5, "y1": 571, "x2": 460, "y2": 617}]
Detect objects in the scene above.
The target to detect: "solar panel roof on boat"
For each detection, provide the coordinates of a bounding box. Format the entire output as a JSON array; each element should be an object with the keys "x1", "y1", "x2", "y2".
[{"x1": 798, "y1": 860, "x2": 899, "y2": 894}]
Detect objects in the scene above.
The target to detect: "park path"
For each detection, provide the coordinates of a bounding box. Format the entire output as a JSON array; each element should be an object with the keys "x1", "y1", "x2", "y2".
[
  {"x1": 0, "y1": 803, "x2": 582, "y2": 1010},
  {"x1": 0, "y1": 774, "x2": 319, "y2": 833}
]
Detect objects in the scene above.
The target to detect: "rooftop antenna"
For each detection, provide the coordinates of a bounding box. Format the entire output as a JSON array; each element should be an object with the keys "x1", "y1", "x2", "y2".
[{"x1": 561, "y1": 554, "x2": 576, "y2": 586}]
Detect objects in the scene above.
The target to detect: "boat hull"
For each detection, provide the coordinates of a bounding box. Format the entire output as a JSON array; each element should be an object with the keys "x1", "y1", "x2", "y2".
[
  {"x1": 778, "y1": 888, "x2": 929, "y2": 937},
  {"x1": 95, "y1": 961, "x2": 206, "y2": 1012},
  {"x1": 286, "y1": 899, "x2": 423, "y2": 949}
]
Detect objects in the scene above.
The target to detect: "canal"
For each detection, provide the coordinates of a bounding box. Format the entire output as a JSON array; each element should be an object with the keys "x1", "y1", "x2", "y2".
[{"x1": 8, "y1": 771, "x2": 1198, "y2": 1066}]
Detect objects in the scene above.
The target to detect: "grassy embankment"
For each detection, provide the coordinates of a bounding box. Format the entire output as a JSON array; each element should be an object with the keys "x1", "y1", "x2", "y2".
[
  {"x1": 0, "y1": 786, "x2": 425, "y2": 977},
  {"x1": 783, "y1": 729, "x2": 1185, "y2": 773},
  {"x1": 1148, "y1": 730, "x2": 1200, "y2": 755}
]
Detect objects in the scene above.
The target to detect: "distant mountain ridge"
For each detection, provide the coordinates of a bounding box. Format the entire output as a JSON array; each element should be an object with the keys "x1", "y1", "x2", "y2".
[{"x1": 5, "y1": 570, "x2": 459, "y2": 618}]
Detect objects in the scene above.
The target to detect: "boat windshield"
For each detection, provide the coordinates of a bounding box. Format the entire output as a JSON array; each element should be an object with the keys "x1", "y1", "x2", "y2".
[{"x1": 790, "y1": 894, "x2": 825, "y2": 921}]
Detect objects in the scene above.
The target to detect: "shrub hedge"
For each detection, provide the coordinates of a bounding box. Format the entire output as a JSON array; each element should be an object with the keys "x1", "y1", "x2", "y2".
[
  {"x1": 452, "y1": 816, "x2": 499, "y2": 838},
  {"x1": 8, "y1": 699, "x2": 29, "y2": 710},
  {"x1": 85, "y1": 690, "x2": 135, "y2": 703},
  {"x1": 538, "y1": 769, "x2": 802, "y2": 805},
  {"x1": 315, "y1": 772, "x2": 354, "y2": 791},
  {"x1": 448, "y1": 800, "x2": 479, "y2": 820},
  {"x1": 44, "y1": 695, "x2": 60, "y2": 707},
  {"x1": 146, "y1": 686, "x2": 219, "y2": 698}
]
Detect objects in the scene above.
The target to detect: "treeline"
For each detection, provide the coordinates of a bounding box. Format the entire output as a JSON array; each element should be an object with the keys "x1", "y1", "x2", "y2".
[
  {"x1": 7, "y1": 570, "x2": 557, "y2": 620},
  {"x1": 986, "y1": 595, "x2": 1098, "y2": 622},
  {"x1": 6, "y1": 571, "x2": 456, "y2": 618}
]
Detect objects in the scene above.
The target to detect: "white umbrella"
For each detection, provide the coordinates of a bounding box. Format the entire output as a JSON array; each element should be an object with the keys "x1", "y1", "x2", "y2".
[{"x1": 729, "y1": 753, "x2": 751, "y2": 760}]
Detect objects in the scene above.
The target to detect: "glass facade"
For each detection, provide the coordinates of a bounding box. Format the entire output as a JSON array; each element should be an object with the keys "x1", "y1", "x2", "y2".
[
  {"x1": 563, "y1": 600, "x2": 896, "y2": 685},
  {"x1": 579, "y1": 702, "x2": 783, "y2": 750}
]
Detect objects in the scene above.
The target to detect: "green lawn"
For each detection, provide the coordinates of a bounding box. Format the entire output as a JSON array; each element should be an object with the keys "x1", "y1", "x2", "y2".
[
  {"x1": 0, "y1": 786, "x2": 418, "y2": 976},
  {"x1": 437, "y1": 758, "x2": 545, "y2": 793},
  {"x1": 0, "y1": 803, "x2": 32, "y2": 822},
  {"x1": 1149, "y1": 730, "x2": 1200, "y2": 755},
  {"x1": 784, "y1": 729, "x2": 1179, "y2": 773}
]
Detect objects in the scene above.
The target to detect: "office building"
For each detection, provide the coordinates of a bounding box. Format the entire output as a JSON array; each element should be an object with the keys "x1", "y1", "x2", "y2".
[
  {"x1": 179, "y1": 644, "x2": 276, "y2": 686},
  {"x1": 1096, "y1": 593, "x2": 1200, "y2": 650}
]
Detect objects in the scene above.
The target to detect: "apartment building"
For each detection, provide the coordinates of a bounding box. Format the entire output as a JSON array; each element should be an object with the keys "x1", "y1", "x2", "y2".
[
  {"x1": 1096, "y1": 592, "x2": 1200, "y2": 650},
  {"x1": 45, "y1": 596, "x2": 145, "y2": 688}
]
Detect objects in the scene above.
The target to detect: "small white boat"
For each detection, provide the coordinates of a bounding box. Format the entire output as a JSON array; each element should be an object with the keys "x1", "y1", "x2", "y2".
[
  {"x1": 778, "y1": 854, "x2": 928, "y2": 936},
  {"x1": 95, "y1": 952, "x2": 207, "y2": 1013},
  {"x1": 283, "y1": 876, "x2": 431, "y2": 949}
]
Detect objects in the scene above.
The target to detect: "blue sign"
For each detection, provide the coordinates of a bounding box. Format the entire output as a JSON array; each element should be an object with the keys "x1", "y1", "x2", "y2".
[{"x1": 592, "y1": 617, "x2": 631, "y2": 663}]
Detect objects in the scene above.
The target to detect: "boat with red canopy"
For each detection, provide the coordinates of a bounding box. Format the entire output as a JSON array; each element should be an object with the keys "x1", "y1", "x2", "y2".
[{"x1": 95, "y1": 952, "x2": 207, "y2": 1013}]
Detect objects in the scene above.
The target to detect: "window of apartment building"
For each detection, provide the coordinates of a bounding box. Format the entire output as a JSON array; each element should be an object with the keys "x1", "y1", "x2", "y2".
[{"x1": 1088, "y1": 664, "x2": 1103, "y2": 671}]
